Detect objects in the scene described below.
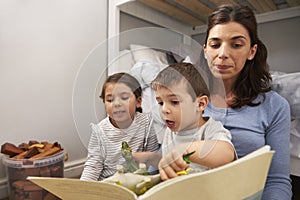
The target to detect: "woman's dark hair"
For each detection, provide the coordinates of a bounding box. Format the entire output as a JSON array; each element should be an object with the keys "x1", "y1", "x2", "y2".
[
  {"x1": 100, "y1": 72, "x2": 143, "y2": 113},
  {"x1": 204, "y1": 4, "x2": 272, "y2": 108}
]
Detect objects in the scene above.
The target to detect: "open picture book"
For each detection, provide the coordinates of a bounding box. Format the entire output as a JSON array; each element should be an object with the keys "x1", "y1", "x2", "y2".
[{"x1": 28, "y1": 145, "x2": 274, "y2": 200}]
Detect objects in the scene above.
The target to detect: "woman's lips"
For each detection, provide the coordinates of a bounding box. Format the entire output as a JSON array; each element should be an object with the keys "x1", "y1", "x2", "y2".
[{"x1": 215, "y1": 64, "x2": 231, "y2": 70}]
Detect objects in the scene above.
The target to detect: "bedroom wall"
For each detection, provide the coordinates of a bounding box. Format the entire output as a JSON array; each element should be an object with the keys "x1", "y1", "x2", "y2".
[
  {"x1": 0, "y1": 0, "x2": 107, "y2": 198},
  {"x1": 192, "y1": 16, "x2": 300, "y2": 73}
]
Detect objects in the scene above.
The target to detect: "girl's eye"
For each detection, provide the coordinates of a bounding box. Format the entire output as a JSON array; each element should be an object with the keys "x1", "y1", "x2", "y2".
[
  {"x1": 121, "y1": 96, "x2": 130, "y2": 100},
  {"x1": 120, "y1": 93, "x2": 131, "y2": 100},
  {"x1": 106, "y1": 98, "x2": 113, "y2": 103}
]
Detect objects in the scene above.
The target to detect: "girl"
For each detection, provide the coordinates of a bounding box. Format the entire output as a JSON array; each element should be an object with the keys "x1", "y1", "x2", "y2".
[{"x1": 80, "y1": 72, "x2": 159, "y2": 181}]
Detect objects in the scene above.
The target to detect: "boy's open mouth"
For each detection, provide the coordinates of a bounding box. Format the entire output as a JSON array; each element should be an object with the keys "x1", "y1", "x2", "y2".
[{"x1": 165, "y1": 120, "x2": 175, "y2": 129}]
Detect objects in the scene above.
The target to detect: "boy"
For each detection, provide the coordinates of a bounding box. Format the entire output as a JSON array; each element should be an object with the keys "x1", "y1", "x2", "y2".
[{"x1": 152, "y1": 63, "x2": 235, "y2": 180}]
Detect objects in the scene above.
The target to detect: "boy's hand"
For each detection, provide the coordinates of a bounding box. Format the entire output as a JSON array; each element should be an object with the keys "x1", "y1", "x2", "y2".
[{"x1": 158, "y1": 149, "x2": 189, "y2": 181}]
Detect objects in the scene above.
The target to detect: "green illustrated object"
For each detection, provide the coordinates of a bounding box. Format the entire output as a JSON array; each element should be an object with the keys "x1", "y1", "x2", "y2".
[
  {"x1": 176, "y1": 150, "x2": 195, "y2": 175},
  {"x1": 103, "y1": 165, "x2": 161, "y2": 195},
  {"x1": 103, "y1": 142, "x2": 195, "y2": 195},
  {"x1": 183, "y1": 150, "x2": 195, "y2": 164},
  {"x1": 121, "y1": 141, "x2": 140, "y2": 173}
]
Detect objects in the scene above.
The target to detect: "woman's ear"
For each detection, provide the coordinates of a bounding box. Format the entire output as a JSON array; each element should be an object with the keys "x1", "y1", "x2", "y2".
[
  {"x1": 247, "y1": 44, "x2": 257, "y2": 60},
  {"x1": 203, "y1": 44, "x2": 207, "y2": 59},
  {"x1": 196, "y1": 95, "x2": 209, "y2": 112}
]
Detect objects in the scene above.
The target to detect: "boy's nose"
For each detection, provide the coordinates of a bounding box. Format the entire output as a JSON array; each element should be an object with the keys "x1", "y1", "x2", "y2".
[{"x1": 161, "y1": 104, "x2": 171, "y2": 115}]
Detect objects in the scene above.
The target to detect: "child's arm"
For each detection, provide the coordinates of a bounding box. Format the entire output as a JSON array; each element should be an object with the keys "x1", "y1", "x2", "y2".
[
  {"x1": 80, "y1": 124, "x2": 105, "y2": 181},
  {"x1": 158, "y1": 140, "x2": 235, "y2": 180},
  {"x1": 132, "y1": 151, "x2": 162, "y2": 168}
]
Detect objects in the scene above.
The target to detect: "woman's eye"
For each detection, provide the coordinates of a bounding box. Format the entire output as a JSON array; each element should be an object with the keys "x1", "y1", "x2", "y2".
[
  {"x1": 209, "y1": 43, "x2": 220, "y2": 49},
  {"x1": 232, "y1": 43, "x2": 243, "y2": 48}
]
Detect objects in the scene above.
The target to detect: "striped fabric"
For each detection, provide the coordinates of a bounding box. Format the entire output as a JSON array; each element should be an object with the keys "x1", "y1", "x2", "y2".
[{"x1": 80, "y1": 112, "x2": 159, "y2": 181}]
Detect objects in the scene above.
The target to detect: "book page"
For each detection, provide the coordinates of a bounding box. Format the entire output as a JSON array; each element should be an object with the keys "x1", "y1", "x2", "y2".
[
  {"x1": 139, "y1": 145, "x2": 274, "y2": 200},
  {"x1": 27, "y1": 177, "x2": 137, "y2": 200},
  {"x1": 28, "y1": 145, "x2": 273, "y2": 200}
]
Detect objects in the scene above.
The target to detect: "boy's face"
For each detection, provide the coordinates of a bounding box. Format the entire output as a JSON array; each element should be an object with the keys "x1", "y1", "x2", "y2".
[
  {"x1": 155, "y1": 80, "x2": 202, "y2": 132},
  {"x1": 103, "y1": 82, "x2": 141, "y2": 128}
]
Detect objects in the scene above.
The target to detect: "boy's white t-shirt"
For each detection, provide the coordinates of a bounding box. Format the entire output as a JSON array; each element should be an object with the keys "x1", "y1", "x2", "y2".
[{"x1": 162, "y1": 117, "x2": 233, "y2": 173}]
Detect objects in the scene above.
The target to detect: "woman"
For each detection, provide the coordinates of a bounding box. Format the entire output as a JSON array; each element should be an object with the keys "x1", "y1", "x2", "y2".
[
  {"x1": 158, "y1": 4, "x2": 292, "y2": 199},
  {"x1": 203, "y1": 4, "x2": 292, "y2": 199}
]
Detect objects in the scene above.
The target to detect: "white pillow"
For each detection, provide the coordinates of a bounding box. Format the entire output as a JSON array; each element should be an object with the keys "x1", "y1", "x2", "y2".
[
  {"x1": 130, "y1": 44, "x2": 168, "y2": 65},
  {"x1": 271, "y1": 71, "x2": 300, "y2": 158},
  {"x1": 271, "y1": 72, "x2": 300, "y2": 119}
]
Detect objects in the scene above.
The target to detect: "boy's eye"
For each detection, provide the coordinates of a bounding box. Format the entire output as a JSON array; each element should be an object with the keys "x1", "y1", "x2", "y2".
[
  {"x1": 156, "y1": 100, "x2": 163, "y2": 106},
  {"x1": 171, "y1": 100, "x2": 179, "y2": 105},
  {"x1": 106, "y1": 98, "x2": 113, "y2": 103}
]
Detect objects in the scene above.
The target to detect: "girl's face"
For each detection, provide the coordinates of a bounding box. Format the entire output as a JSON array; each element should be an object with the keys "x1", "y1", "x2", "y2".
[
  {"x1": 103, "y1": 82, "x2": 141, "y2": 128},
  {"x1": 204, "y1": 22, "x2": 257, "y2": 83},
  {"x1": 155, "y1": 80, "x2": 207, "y2": 132}
]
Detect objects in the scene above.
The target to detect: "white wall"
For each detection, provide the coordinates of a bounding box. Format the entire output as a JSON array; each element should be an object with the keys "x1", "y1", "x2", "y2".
[
  {"x1": 259, "y1": 16, "x2": 300, "y2": 73},
  {"x1": 0, "y1": 0, "x2": 107, "y2": 198}
]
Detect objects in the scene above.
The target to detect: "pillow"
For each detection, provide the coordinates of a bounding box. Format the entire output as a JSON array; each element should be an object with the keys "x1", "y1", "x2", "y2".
[
  {"x1": 271, "y1": 71, "x2": 300, "y2": 119},
  {"x1": 271, "y1": 71, "x2": 300, "y2": 159},
  {"x1": 130, "y1": 44, "x2": 168, "y2": 65}
]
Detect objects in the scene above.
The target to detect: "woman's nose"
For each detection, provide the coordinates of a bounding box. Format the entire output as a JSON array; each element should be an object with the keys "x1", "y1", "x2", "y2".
[{"x1": 218, "y1": 44, "x2": 229, "y2": 59}]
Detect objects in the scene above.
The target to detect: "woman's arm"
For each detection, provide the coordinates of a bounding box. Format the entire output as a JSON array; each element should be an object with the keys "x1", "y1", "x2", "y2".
[{"x1": 262, "y1": 94, "x2": 292, "y2": 199}]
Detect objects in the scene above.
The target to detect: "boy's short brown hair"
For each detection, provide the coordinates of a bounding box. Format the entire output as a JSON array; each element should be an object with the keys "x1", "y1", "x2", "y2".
[{"x1": 151, "y1": 63, "x2": 210, "y2": 101}]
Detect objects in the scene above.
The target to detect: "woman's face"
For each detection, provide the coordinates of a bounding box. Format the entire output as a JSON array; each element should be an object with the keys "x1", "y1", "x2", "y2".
[
  {"x1": 204, "y1": 22, "x2": 257, "y2": 82},
  {"x1": 103, "y1": 82, "x2": 141, "y2": 128}
]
